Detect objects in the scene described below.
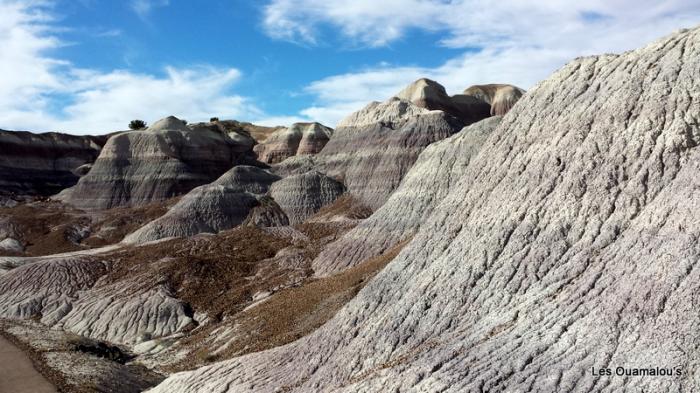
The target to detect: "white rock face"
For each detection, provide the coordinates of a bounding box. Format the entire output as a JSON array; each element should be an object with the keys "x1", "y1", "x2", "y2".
[
  {"x1": 395, "y1": 78, "x2": 493, "y2": 124},
  {"x1": 0, "y1": 255, "x2": 107, "y2": 323},
  {"x1": 56, "y1": 283, "x2": 193, "y2": 344},
  {"x1": 254, "y1": 122, "x2": 333, "y2": 164},
  {"x1": 335, "y1": 98, "x2": 431, "y2": 128},
  {"x1": 150, "y1": 27, "x2": 700, "y2": 393},
  {"x1": 313, "y1": 116, "x2": 501, "y2": 276},
  {"x1": 0, "y1": 251, "x2": 194, "y2": 345},
  {"x1": 124, "y1": 166, "x2": 282, "y2": 244},
  {"x1": 0, "y1": 238, "x2": 23, "y2": 252},
  {"x1": 319, "y1": 98, "x2": 465, "y2": 210},
  {"x1": 269, "y1": 170, "x2": 345, "y2": 225}
]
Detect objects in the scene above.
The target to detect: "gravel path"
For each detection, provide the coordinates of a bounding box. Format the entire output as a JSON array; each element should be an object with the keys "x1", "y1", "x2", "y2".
[{"x1": 0, "y1": 335, "x2": 56, "y2": 393}]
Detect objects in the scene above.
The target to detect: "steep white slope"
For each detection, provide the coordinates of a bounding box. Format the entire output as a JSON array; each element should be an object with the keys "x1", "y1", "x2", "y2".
[
  {"x1": 313, "y1": 116, "x2": 501, "y2": 276},
  {"x1": 0, "y1": 252, "x2": 193, "y2": 344},
  {"x1": 151, "y1": 27, "x2": 700, "y2": 393},
  {"x1": 318, "y1": 98, "x2": 464, "y2": 210},
  {"x1": 253, "y1": 122, "x2": 333, "y2": 164}
]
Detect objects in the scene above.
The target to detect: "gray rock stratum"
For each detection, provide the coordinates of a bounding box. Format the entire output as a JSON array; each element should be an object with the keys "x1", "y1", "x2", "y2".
[
  {"x1": 463, "y1": 83, "x2": 526, "y2": 116},
  {"x1": 0, "y1": 129, "x2": 107, "y2": 200},
  {"x1": 123, "y1": 165, "x2": 283, "y2": 244},
  {"x1": 56, "y1": 116, "x2": 255, "y2": 210},
  {"x1": 395, "y1": 78, "x2": 492, "y2": 124},
  {"x1": 313, "y1": 116, "x2": 502, "y2": 276},
  {"x1": 254, "y1": 122, "x2": 333, "y2": 164},
  {"x1": 269, "y1": 170, "x2": 345, "y2": 225},
  {"x1": 315, "y1": 96, "x2": 465, "y2": 210},
  {"x1": 151, "y1": 27, "x2": 700, "y2": 392},
  {"x1": 0, "y1": 251, "x2": 193, "y2": 345}
]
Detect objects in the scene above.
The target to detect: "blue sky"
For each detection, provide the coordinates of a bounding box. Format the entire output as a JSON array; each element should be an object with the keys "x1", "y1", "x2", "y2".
[{"x1": 1, "y1": 0, "x2": 700, "y2": 134}]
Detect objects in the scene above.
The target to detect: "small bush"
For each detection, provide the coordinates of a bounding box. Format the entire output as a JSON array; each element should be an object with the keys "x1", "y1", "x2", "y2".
[
  {"x1": 128, "y1": 120, "x2": 147, "y2": 130},
  {"x1": 181, "y1": 119, "x2": 188, "y2": 125},
  {"x1": 210, "y1": 117, "x2": 219, "y2": 122}
]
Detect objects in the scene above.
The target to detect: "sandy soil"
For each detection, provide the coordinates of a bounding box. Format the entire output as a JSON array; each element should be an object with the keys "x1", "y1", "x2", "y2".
[{"x1": 0, "y1": 335, "x2": 56, "y2": 393}]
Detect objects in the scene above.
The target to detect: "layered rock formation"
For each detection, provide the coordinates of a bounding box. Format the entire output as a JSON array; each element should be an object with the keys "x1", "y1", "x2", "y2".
[
  {"x1": 124, "y1": 166, "x2": 283, "y2": 244},
  {"x1": 151, "y1": 26, "x2": 700, "y2": 393},
  {"x1": 269, "y1": 170, "x2": 345, "y2": 225},
  {"x1": 253, "y1": 122, "x2": 333, "y2": 164},
  {"x1": 57, "y1": 116, "x2": 254, "y2": 210},
  {"x1": 395, "y1": 78, "x2": 492, "y2": 124},
  {"x1": 0, "y1": 250, "x2": 194, "y2": 345},
  {"x1": 214, "y1": 119, "x2": 283, "y2": 143},
  {"x1": 295, "y1": 79, "x2": 523, "y2": 211},
  {"x1": 316, "y1": 97, "x2": 465, "y2": 210},
  {"x1": 0, "y1": 130, "x2": 107, "y2": 201},
  {"x1": 463, "y1": 83, "x2": 525, "y2": 116},
  {"x1": 313, "y1": 116, "x2": 502, "y2": 276}
]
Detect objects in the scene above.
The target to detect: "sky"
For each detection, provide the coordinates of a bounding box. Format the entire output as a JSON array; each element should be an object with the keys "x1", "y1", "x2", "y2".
[{"x1": 1, "y1": 0, "x2": 699, "y2": 134}]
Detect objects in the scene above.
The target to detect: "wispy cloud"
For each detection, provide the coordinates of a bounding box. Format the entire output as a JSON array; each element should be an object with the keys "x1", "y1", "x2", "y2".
[
  {"x1": 96, "y1": 28, "x2": 122, "y2": 37},
  {"x1": 0, "y1": 1, "x2": 261, "y2": 134},
  {"x1": 130, "y1": 0, "x2": 169, "y2": 19},
  {"x1": 263, "y1": 0, "x2": 700, "y2": 126}
]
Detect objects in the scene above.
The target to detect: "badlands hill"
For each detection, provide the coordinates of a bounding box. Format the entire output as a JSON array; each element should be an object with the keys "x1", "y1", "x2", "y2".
[
  {"x1": 151, "y1": 26, "x2": 700, "y2": 393},
  {"x1": 56, "y1": 116, "x2": 258, "y2": 210},
  {"x1": 277, "y1": 79, "x2": 523, "y2": 210},
  {"x1": 0, "y1": 130, "x2": 108, "y2": 205},
  {"x1": 0, "y1": 74, "x2": 523, "y2": 391},
  {"x1": 1, "y1": 24, "x2": 697, "y2": 393},
  {"x1": 254, "y1": 122, "x2": 334, "y2": 164}
]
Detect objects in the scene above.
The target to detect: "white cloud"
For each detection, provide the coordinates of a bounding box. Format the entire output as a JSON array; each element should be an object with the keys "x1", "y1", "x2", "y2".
[
  {"x1": 265, "y1": 0, "x2": 700, "y2": 127},
  {"x1": 56, "y1": 66, "x2": 259, "y2": 133},
  {"x1": 0, "y1": 1, "x2": 260, "y2": 134},
  {"x1": 251, "y1": 115, "x2": 310, "y2": 127},
  {"x1": 130, "y1": 0, "x2": 169, "y2": 19}
]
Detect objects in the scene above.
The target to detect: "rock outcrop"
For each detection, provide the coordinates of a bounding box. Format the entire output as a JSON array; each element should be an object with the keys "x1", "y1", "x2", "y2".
[
  {"x1": 0, "y1": 238, "x2": 23, "y2": 253},
  {"x1": 395, "y1": 78, "x2": 492, "y2": 124},
  {"x1": 316, "y1": 97, "x2": 465, "y2": 210},
  {"x1": 214, "y1": 120, "x2": 283, "y2": 143},
  {"x1": 150, "y1": 26, "x2": 700, "y2": 393},
  {"x1": 57, "y1": 116, "x2": 255, "y2": 210},
  {"x1": 123, "y1": 165, "x2": 282, "y2": 244},
  {"x1": 0, "y1": 130, "x2": 107, "y2": 200},
  {"x1": 463, "y1": 83, "x2": 525, "y2": 116},
  {"x1": 0, "y1": 254, "x2": 108, "y2": 323},
  {"x1": 0, "y1": 251, "x2": 194, "y2": 345},
  {"x1": 269, "y1": 79, "x2": 524, "y2": 213},
  {"x1": 269, "y1": 170, "x2": 345, "y2": 225},
  {"x1": 313, "y1": 116, "x2": 501, "y2": 276},
  {"x1": 253, "y1": 122, "x2": 333, "y2": 164}
]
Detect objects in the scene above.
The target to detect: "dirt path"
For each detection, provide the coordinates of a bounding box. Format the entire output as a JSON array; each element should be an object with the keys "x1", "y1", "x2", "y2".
[{"x1": 0, "y1": 335, "x2": 56, "y2": 393}]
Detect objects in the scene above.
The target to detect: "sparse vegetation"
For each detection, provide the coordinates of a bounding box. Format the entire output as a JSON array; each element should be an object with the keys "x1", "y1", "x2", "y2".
[{"x1": 128, "y1": 120, "x2": 147, "y2": 130}]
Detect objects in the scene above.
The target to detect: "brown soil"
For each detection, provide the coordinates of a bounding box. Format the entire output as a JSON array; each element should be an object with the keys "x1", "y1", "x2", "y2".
[
  {"x1": 308, "y1": 194, "x2": 373, "y2": 221},
  {"x1": 80, "y1": 199, "x2": 177, "y2": 247},
  {"x1": 101, "y1": 226, "x2": 296, "y2": 319},
  {"x1": 173, "y1": 238, "x2": 411, "y2": 370},
  {"x1": 0, "y1": 202, "x2": 89, "y2": 256},
  {"x1": 2, "y1": 189, "x2": 403, "y2": 380},
  {"x1": 0, "y1": 199, "x2": 175, "y2": 257}
]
